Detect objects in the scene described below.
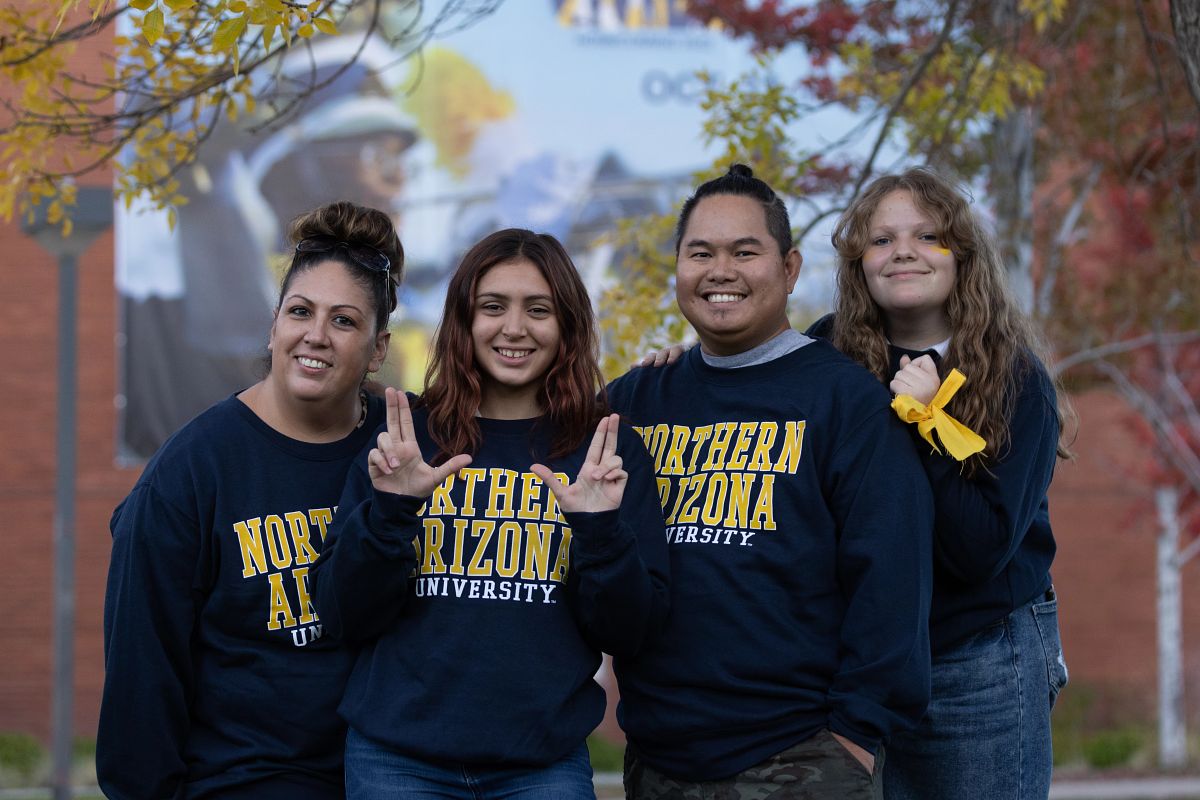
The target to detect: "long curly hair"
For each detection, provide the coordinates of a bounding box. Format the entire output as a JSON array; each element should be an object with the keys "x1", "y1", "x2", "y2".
[
  {"x1": 830, "y1": 167, "x2": 1070, "y2": 474},
  {"x1": 420, "y1": 228, "x2": 608, "y2": 461}
]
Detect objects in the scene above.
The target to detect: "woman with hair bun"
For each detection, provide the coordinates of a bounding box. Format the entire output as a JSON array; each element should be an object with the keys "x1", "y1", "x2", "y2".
[
  {"x1": 98, "y1": 201, "x2": 403, "y2": 799},
  {"x1": 312, "y1": 228, "x2": 669, "y2": 800}
]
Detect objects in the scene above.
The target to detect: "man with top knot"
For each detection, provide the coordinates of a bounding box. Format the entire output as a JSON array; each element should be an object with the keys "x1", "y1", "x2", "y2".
[{"x1": 607, "y1": 164, "x2": 935, "y2": 800}]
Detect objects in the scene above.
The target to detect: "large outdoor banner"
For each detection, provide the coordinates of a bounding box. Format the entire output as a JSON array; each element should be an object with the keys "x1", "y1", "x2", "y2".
[{"x1": 115, "y1": 1, "x2": 794, "y2": 460}]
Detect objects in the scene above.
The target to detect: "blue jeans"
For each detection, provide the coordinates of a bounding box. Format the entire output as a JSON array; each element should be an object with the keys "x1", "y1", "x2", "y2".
[
  {"x1": 884, "y1": 591, "x2": 1068, "y2": 800},
  {"x1": 344, "y1": 727, "x2": 595, "y2": 800}
]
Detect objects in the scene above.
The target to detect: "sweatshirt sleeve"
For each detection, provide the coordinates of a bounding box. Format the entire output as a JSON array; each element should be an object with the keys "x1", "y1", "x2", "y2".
[
  {"x1": 97, "y1": 484, "x2": 206, "y2": 800},
  {"x1": 563, "y1": 427, "x2": 670, "y2": 658},
  {"x1": 309, "y1": 458, "x2": 423, "y2": 644},
  {"x1": 824, "y1": 406, "x2": 934, "y2": 753},
  {"x1": 917, "y1": 368, "x2": 1060, "y2": 584}
]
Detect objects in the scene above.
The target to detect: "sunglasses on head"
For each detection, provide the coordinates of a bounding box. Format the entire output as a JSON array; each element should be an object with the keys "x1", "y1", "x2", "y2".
[{"x1": 295, "y1": 236, "x2": 391, "y2": 276}]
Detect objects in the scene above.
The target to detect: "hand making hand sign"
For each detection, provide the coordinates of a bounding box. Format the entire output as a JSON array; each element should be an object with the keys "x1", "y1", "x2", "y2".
[
  {"x1": 369, "y1": 387, "x2": 472, "y2": 497},
  {"x1": 531, "y1": 413, "x2": 627, "y2": 514}
]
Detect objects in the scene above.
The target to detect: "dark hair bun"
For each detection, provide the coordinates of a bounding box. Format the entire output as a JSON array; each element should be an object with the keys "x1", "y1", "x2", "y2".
[
  {"x1": 288, "y1": 201, "x2": 403, "y2": 275},
  {"x1": 281, "y1": 200, "x2": 404, "y2": 325},
  {"x1": 728, "y1": 163, "x2": 755, "y2": 179}
]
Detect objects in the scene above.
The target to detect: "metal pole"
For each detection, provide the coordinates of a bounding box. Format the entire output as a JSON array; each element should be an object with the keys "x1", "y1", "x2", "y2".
[
  {"x1": 51, "y1": 251, "x2": 78, "y2": 800},
  {"x1": 21, "y1": 186, "x2": 111, "y2": 800}
]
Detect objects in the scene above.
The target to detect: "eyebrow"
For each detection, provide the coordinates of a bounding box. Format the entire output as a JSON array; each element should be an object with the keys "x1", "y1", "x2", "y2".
[
  {"x1": 684, "y1": 236, "x2": 767, "y2": 249},
  {"x1": 284, "y1": 293, "x2": 366, "y2": 315},
  {"x1": 475, "y1": 291, "x2": 555, "y2": 303}
]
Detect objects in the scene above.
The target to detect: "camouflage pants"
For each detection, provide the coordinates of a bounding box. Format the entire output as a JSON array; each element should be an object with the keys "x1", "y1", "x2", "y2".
[{"x1": 624, "y1": 730, "x2": 883, "y2": 800}]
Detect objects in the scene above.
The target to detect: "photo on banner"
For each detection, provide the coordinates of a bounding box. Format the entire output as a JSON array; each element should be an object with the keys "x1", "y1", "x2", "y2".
[{"x1": 114, "y1": 0, "x2": 784, "y2": 461}]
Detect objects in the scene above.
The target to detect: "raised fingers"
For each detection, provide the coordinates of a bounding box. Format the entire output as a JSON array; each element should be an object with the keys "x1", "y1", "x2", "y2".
[
  {"x1": 601, "y1": 413, "x2": 619, "y2": 460},
  {"x1": 385, "y1": 386, "x2": 402, "y2": 438},
  {"x1": 394, "y1": 390, "x2": 418, "y2": 445},
  {"x1": 583, "y1": 415, "x2": 610, "y2": 467}
]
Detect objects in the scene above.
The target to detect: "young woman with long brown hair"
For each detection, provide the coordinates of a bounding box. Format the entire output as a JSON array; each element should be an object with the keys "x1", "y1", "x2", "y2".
[
  {"x1": 311, "y1": 228, "x2": 669, "y2": 800},
  {"x1": 811, "y1": 167, "x2": 1071, "y2": 800}
]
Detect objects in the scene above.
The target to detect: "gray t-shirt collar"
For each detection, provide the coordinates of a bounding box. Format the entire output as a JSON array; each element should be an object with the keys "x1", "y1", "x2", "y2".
[{"x1": 699, "y1": 329, "x2": 813, "y2": 369}]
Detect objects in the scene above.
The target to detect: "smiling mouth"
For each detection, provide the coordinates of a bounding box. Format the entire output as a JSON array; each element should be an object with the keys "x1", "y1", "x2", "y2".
[
  {"x1": 297, "y1": 356, "x2": 331, "y2": 369},
  {"x1": 496, "y1": 347, "x2": 533, "y2": 359},
  {"x1": 704, "y1": 293, "x2": 745, "y2": 304}
]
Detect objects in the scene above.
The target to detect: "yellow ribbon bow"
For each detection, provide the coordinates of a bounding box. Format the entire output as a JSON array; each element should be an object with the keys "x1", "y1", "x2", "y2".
[{"x1": 891, "y1": 368, "x2": 987, "y2": 461}]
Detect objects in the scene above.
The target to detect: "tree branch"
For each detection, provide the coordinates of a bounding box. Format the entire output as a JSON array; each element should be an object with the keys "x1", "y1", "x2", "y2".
[
  {"x1": 1095, "y1": 358, "x2": 1200, "y2": 499},
  {"x1": 1169, "y1": 0, "x2": 1200, "y2": 113},
  {"x1": 848, "y1": 0, "x2": 964, "y2": 198},
  {"x1": 1036, "y1": 163, "x2": 1101, "y2": 318},
  {"x1": 1053, "y1": 331, "x2": 1200, "y2": 376}
]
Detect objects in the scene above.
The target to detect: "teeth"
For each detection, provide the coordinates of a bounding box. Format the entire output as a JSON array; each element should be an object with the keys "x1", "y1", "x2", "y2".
[
  {"x1": 498, "y1": 348, "x2": 531, "y2": 358},
  {"x1": 298, "y1": 357, "x2": 330, "y2": 369},
  {"x1": 707, "y1": 293, "x2": 744, "y2": 303}
]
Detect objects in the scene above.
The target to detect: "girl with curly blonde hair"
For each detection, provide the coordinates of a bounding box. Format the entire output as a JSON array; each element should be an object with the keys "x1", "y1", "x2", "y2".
[{"x1": 812, "y1": 167, "x2": 1071, "y2": 800}]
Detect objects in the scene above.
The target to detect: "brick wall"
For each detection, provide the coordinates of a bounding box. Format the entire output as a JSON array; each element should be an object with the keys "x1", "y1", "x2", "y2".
[
  {"x1": 1050, "y1": 390, "x2": 1200, "y2": 722},
  {"x1": 0, "y1": 215, "x2": 138, "y2": 742}
]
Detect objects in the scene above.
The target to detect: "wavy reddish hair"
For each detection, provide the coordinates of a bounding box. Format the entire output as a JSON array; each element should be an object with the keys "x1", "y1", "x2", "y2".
[{"x1": 420, "y1": 229, "x2": 608, "y2": 461}]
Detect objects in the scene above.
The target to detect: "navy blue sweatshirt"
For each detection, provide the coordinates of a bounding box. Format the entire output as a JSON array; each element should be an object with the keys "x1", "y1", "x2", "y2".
[
  {"x1": 607, "y1": 342, "x2": 934, "y2": 781},
  {"x1": 887, "y1": 343, "x2": 1059, "y2": 651},
  {"x1": 807, "y1": 315, "x2": 1060, "y2": 652},
  {"x1": 98, "y1": 393, "x2": 384, "y2": 800},
  {"x1": 310, "y1": 408, "x2": 669, "y2": 766}
]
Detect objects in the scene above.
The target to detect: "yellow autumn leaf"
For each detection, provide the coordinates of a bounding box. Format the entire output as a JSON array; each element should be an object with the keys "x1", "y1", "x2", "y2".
[
  {"x1": 142, "y1": 7, "x2": 165, "y2": 45},
  {"x1": 313, "y1": 16, "x2": 337, "y2": 36},
  {"x1": 297, "y1": 23, "x2": 314, "y2": 38},
  {"x1": 129, "y1": 0, "x2": 155, "y2": 10},
  {"x1": 212, "y1": 16, "x2": 247, "y2": 52}
]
